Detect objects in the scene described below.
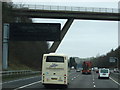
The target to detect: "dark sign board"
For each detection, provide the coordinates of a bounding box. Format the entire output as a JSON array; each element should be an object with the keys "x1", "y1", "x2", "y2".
[{"x1": 9, "y1": 23, "x2": 61, "y2": 41}]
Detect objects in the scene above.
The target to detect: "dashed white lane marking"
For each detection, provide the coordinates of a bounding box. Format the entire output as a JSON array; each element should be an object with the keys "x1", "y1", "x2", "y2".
[
  {"x1": 110, "y1": 77, "x2": 120, "y2": 86},
  {"x1": 14, "y1": 80, "x2": 42, "y2": 90},
  {"x1": 0, "y1": 76, "x2": 40, "y2": 85},
  {"x1": 71, "y1": 78, "x2": 74, "y2": 80},
  {"x1": 92, "y1": 72, "x2": 96, "y2": 88},
  {"x1": 93, "y1": 85, "x2": 96, "y2": 88}
]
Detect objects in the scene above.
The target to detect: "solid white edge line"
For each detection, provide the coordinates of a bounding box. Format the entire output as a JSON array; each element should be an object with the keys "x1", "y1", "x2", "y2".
[
  {"x1": 110, "y1": 77, "x2": 120, "y2": 86},
  {"x1": 0, "y1": 76, "x2": 40, "y2": 85},
  {"x1": 14, "y1": 80, "x2": 42, "y2": 90}
]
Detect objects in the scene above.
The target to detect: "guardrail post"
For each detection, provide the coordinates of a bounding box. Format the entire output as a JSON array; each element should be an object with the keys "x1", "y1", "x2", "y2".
[
  {"x1": 35, "y1": 4, "x2": 36, "y2": 9},
  {"x1": 50, "y1": 6, "x2": 51, "y2": 10},
  {"x1": 43, "y1": 5, "x2": 44, "y2": 10},
  {"x1": 92, "y1": 8, "x2": 94, "y2": 12},
  {"x1": 57, "y1": 6, "x2": 59, "y2": 10},
  {"x1": 112, "y1": 8, "x2": 114, "y2": 13},
  {"x1": 85, "y1": 7, "x2": 87, "y2": 11},
  {"x1": 79, "y1": 7, "x2": 80, "y2": 11},
  {"x1": 99, "y1": 8, "x2": 101, "y2": 12},
  {"x1": 105, "y1": 8, "x2": 107, "y2": 12},
  {"x1": 28, "y1": 4, "x2": 29, "y2": 9},
  {"x1": 71, "y1": 7, "x2": 72, "y2": 11}
]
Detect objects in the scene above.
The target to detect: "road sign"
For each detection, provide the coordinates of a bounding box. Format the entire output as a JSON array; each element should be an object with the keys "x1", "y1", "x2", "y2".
[
  {"x1": 9, "y1": 23, "x2": 61, "y2": 41},
  {"x1": 109, "y1": 57, "x2": 116, "y2": 62}
]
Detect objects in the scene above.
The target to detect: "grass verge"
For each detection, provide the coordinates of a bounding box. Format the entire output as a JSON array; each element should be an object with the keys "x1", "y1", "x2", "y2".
[{"x1": 2, "y1": 73, "x2": 41, "y2": 82}]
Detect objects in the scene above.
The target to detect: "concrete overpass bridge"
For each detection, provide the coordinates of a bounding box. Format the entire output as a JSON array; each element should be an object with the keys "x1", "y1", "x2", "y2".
[
  {"x1": 12, "y1": 4, "x2": 120, "y2": 52},
  {"x1": 12, "y1": 4, "x2": 120, "y2": 21}
]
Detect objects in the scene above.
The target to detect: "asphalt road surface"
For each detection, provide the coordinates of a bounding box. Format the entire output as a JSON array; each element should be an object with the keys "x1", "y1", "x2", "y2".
[{"x1": 1, "y1": 70, "x2": 120, "y2": 90}]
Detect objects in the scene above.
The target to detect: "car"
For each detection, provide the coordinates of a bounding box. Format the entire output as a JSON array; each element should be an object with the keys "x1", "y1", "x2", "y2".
[
  {"x1": 96, "y1": 70, "x2": 99, "y2": 73},
  {"x1": 98, "y1": 68, "x2": 110, "y2": 79},
  {"x1": 71, "y1": 66, "x2": 75, "y2": 70},
  {"x1": 113, "y1": 68, "x2": 119, "y2": 73},
  {"x1": 94, "y1": 67, "x2": 99, "y2": 73},
  {"x1": 76, "y1": 69, "x2": 80, "y2": 72}
]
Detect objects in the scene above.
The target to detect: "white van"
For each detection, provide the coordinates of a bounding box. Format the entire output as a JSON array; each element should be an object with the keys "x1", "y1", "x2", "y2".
[
  {"x1": 42, "y1": 53, "x2": 68, "y2": 88},
  {"x1": 98, "y1": 68, "x2": 110, "y2": 79}
]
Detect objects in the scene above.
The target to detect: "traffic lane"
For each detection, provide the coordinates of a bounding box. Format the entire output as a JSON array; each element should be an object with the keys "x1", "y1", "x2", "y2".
[
  {"x1": 68, "y1": 70, "x2": 81, "y2": 81},
  {"x1": 17, "y1": 70, "x2": 80, "y2": 89},
  {"x1": 93, "y1": 72, "x2": 119, "y2": 88},
  {"x1": 2, "y1": 70, "x2": 77, "y2": 89},
  {"x1": 2, "y1": 75, "x2": 41, "y2": 89},
  {"x1": 5, "y1": 70, "x2": 119, "y2": 89},
  {"x1": 110, "y1": 72, "x2": 120, "y2": 83},
  {"x1": 13, "y1": 71, "x2": 95, "y2": 89},
  {"x1": 11, "y1": 71, "x2": 119, "y2": 89},
  {"x1": 15, "y1": 71, "x2": 80, "y2": 90},
  {"x1": 20, "y1": 81, "x2": 66, "y2": 89},
  {"x1": 69, "y1": 72, "x2": 94, "y2": 88}
]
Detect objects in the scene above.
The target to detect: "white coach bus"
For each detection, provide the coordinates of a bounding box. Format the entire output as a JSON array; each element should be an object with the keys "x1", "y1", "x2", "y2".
[{"x1": 42, "y1": 53, "x2": 69, "y2": 88}]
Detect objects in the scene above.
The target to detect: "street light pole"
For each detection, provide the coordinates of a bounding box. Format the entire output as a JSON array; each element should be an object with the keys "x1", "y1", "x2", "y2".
[
  {"x1": 114, "y1": 57, "x2": 119, "y2": 69},
  {"x1": 3, "y1": 23, "x2": 9, "y2": 70}
]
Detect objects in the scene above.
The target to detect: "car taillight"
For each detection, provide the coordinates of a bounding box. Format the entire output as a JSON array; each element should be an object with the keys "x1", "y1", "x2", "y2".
[
  {"x1": 64, "y1": 77, "x2": 66, "y2": 80},
  {"x1": 64, "y1": 80, "x2": 66, "y2": 83},
  {"x1": 43, "y1": 76, "x2": 44, "y2": 82},
  {"x1": 64, "y1": 74, "x2": 66, "y2": 84}
]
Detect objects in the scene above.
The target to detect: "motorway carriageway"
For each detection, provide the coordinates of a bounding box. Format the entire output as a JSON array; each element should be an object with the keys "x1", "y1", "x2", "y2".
[{"x1": 1, "y1": 70, "x2": 120, "y2": 90}]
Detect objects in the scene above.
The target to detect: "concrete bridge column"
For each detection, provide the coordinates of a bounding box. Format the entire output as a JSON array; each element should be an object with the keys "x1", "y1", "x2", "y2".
[{"x1": 48, "y1": 18, "x2": 74, "y2": 53}]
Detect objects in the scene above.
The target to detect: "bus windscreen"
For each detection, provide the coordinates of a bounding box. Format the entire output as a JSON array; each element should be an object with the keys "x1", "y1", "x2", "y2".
[{"x1": 46, "y1": 56, "x2": 64, "y2": 63}]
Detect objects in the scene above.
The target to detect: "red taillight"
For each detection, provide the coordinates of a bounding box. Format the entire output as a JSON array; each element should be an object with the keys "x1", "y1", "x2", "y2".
[
  {"x1": 64, "y1": 80, "x2": 66, "y2": 83},
  {"x1": 43, "y1": 76, "x2": 45, "y2": 82},
  {"x1": 64, "y1": 74, "x2": 66, "y2": 76},
  {"x1": 64, "y1": 74, "x2": 66, "y2": 83}
]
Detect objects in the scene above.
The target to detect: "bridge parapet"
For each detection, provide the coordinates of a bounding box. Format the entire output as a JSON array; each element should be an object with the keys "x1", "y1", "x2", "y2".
[{"x1": 13, "y1": 4, "x2": 119, "y2": 13}]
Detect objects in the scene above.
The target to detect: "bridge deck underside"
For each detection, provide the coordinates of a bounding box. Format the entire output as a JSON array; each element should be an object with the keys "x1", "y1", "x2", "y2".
[
  {"x1": 12, "y1": 9, "x2": 120, "y2": 21},
  {"x1": 12, "y1": 8, "x2": 120, "y2": 52}
]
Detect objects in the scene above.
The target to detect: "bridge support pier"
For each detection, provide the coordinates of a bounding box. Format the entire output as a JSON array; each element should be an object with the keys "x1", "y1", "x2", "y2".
[{"x1": 48, "y1": 18, "x2": 74, "y2": 53}]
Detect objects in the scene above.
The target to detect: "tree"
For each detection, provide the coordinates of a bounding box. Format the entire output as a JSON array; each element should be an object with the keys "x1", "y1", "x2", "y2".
[{"x1": 90, "y1": 47, "x2": 120, "y2": 69}]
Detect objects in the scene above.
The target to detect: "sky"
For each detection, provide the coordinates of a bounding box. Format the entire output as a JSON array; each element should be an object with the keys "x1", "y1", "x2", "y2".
[{"x1": 12, "y1": 0, "x2": 119, "y2": 58}]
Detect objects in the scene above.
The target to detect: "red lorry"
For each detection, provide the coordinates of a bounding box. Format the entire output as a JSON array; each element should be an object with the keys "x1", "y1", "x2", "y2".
[{"x1": 82, "y1": 61, "x2": 92, "y2": 74}]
